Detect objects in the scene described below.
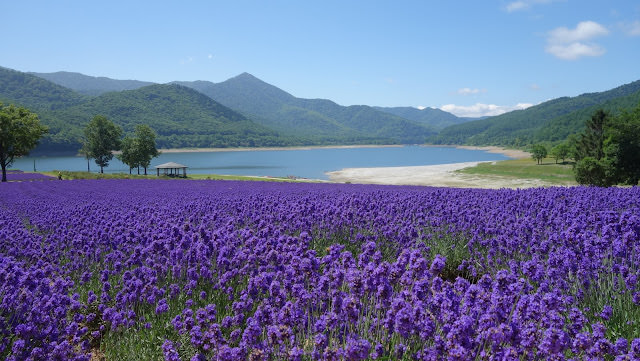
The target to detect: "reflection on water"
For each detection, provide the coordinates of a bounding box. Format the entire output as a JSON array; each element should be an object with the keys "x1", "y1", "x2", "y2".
[{"x1": 13, "y1": 146, "x2": 510, "y2": 180}]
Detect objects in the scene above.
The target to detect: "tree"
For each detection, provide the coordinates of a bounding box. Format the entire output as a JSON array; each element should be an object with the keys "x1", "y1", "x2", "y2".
[
  {"x1": 603, "y1": 104, "x2": 640, "y2": 185},
  {"x1": 549, "y1": 143, "x2": 570, "y2": 164},
  {"x1": 116, "y1": 136, "x2": 139, "y2": 174},
  {"x1": 574, "y1": 156, "x2": 611, "y2": 187},
  {"x1": 79, "y1": 141, "x2": 92, "y2": 172},
  {"x1": 83, "y1": 115, "x2": 122, "y2": 173},
  {"x1": 574, "y1": 109, "x2": 609, "y2": 162},
  {"x1": 530, "y1": 144, "x2": 547, "y2": 165},
  {"x1": 0, "y1": 103, "x2": 48, "y2": 182},
  {"x1": 133, "y1": 124, "x2": 160, "y2": 175}
]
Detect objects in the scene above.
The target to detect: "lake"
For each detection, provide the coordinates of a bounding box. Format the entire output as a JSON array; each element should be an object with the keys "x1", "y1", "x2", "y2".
[{"x1": 13, "y1": 146, "x2": 511, "y2": 180}]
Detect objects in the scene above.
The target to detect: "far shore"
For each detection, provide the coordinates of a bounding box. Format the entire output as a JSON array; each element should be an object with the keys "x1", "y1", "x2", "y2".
[
  {"x1": 154, "y1": 144, "x2": 529, "y2": 159},
  {"x1": 155, "y1": 144, "x2": 403, "y2": 154}
]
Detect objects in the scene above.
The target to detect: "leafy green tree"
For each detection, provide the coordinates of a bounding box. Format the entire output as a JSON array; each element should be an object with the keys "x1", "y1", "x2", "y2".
[
  {"x1": 574, "y1": 156, "x2": 611, "y2": 187},
  {"x1": 116, "y1": 136, "x2": 139, "y2": 174},
  {"x1": 549, "y1": 143, "x2": 570, "y2": 164},
  {"x1": 530, "y1": 144, "x2": 547, "y2": 165},
  {"x1": 83, "y1": 115, "x2": 122, "y2": 173},
  {"x1": 603, "y1": 105, "x2": 640, "y2": 185},
  {"x1": 574, "y1": 109, "x2": 609, "y2": 162},
  {"x1": 133, "y1": 124, "x2": 160, "y2": 175},
  {"x1": 0, "y1": 103, "x2": 48, "y2": 182},
  {"x1": 79, "y1": 141, "x2": 92, "y2": 172}
]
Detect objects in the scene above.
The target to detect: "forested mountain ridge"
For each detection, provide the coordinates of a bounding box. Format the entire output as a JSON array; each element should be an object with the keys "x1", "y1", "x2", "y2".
[
  {"x1": 431, "y1": 79, "x2": 640, "y2": 146},
  {"x1": 0, "y1": 68, "x2": 285, "y2": 153},
  {"x1": 29, "y1": 71, "x2": 155, "y2": 96},
  {"x1": 46, "y1": 84, "x2": 284, "y2": 151},
  {"x1": 10, "y1": 66, "x2": 640, "y2": 152},
  {"x1": 373, "y1": 106, "x2": 473, "y2": 130},
  {"x1": 0, "y1": 66, "x2": 87, "y2": 110},
  {"x1": 175, "y1": 73, "x2": 437, "y2": 143}
]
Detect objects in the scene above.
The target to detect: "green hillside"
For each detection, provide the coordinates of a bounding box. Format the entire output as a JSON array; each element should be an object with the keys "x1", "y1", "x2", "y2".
[
  {"x1": 176, "y1": 73, "x2": 437, "y2": 143},
  {"x1": 30, "y1": 71, "x2": 155, "y2": 96},
  {"x1": 0, "y1": 68, "x2": 287, "y2": 153},
  {"x1": 0, "y1": 66, "x2": 87, "y2": 111},
  {"x1": 47, "y1": 84, "x2": 284, "y2": 151},
  {"x1": 431, "y1": 80, "x2": 640, "y2": 146},
  {"x1": 373, "y1": 106, "x2": 471, "y2": 130}
]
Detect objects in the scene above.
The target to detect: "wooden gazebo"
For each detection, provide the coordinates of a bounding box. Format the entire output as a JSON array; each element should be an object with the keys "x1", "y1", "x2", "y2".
[{"x1": 155, "y1": 162, "x2": 188, "y2": 178}]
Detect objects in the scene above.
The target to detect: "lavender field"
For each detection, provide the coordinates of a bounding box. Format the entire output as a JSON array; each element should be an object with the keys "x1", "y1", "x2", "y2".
[{"x1": 1, "y1": 179, "x2": 639, "y2": 360}]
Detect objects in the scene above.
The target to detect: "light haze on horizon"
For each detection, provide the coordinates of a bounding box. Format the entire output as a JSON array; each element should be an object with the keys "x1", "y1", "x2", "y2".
[{"x1": 2, "y1": 1, "x2": 639, "y2": 117}]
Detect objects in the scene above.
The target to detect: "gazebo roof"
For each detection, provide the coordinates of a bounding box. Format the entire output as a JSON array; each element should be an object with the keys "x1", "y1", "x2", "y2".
[{"x1": 154, "y1": 162, "x2": 188, "y2": 169}]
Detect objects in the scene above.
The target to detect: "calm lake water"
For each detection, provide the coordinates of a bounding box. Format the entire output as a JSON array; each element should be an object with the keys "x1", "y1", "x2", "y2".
[{"x1": 13, "y1": 146, "x2": 510, "y2": 180}]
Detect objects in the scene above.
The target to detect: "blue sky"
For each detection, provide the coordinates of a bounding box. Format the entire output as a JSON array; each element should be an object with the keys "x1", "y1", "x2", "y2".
[{"x1": 2, "y1": 1, "x2": 639, "y2": 117}]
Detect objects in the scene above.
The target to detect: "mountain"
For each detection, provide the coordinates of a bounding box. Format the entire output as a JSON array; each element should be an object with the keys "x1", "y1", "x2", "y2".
[
  {"x1": 47, "y1": 84, "x2": 282, "y2": 151},
  {"x1": 373, "y1": 106, "x2": 472, "y2": 130},
  {"x1": 0, "y1": 68, "x2": 285, "y2": 154},
  {"x1": 0, "y1": 66, "x2": 87, "y2": 110},
  {"x1": 30, "y1": 71, "x2": 154, "y2": 96},
  {"x1": 431, "y1": 80, "x2": 640, "y2": 146},
  {"x1": 174, "y1": 73, "x2": 437, "y2": 143}
]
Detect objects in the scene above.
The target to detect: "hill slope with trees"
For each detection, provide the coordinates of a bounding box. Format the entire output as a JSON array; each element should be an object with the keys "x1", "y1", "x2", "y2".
[
  {"x1": 174, "y1": 73, "x2": 437, "y2": 143},
  {"x1": 431, "y1": 80, "x2": 640, "y2": 146},
  {"x1": 373, "y1": 106, "x2": 473, "y2": 130},
  {"x1": 29, "y1": 71, "x2": 155, "y2": 96},
  {"x1": 0, "y1": 68, "x2": 285, "y2": 153}
]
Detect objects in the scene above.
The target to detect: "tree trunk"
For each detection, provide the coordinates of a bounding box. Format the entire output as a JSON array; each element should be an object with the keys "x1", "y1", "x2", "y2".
[
  {"x1": 137, "y1": 166, "x2": 140, "y2": 175},
  {"x1": 1, "y1": 162, "x2": 6, "y2": 182},
  {"x1": 100, "y1": 166, "x2": 104, "y2": 174},
  {"x1": 144, "y1": 167, "x2": 147, "y2": 175},
  {"x1": 129, "y1": 167, "x2": 132, "y2": 175},
  {"x1": 87, "y1": 159, "x2": 90, "y2": 172}
]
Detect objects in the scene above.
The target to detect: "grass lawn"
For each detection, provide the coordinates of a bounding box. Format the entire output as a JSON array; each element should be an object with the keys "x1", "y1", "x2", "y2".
[
  {"x1": 456, "y1": 157, "x2": 578, "y2": 186},
  {"x1": 43, "y1": 170, "x2": 309, "y2": 182}
]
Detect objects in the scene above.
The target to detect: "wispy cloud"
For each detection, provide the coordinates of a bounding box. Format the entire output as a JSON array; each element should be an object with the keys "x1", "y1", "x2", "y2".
[
  {"x1": 440, "y1": 103, "x2": 533, "y2": 118},
  {"x1": 545, "y1": 21, "x2": 609, "y2": 60},
  {"x1": 505, "y1": 0, "x2": 558, "y2": 13},
  {"x1": 621, "y1": 20, "x2": 640, "y2": 36},
  {"x1": 530, "y1": 83, "x2": 540, "y2": 90},
  {"x1": 457, "y1": 87, "x2": 487, "y2": 96}
]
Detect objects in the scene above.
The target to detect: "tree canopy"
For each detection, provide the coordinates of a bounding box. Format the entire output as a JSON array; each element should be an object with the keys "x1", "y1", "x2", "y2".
[
  {"x1": 83, "y1": 115, "x2": 122, "y2": 173},
  {"x1": 116, "y1": 124, "x2": 160, "y2": 175},
  {"x1": 530, "y1": 144, "x2": 547, "y2": 165},
  {"x1": 0, "y1": 103, "x2": 48, "y2": 182},
  {"x1": 573, "y1": 105, "x2": 640, "y2": 186}
]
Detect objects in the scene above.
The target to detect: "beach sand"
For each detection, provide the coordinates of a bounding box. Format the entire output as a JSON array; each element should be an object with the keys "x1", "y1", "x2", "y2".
[{"x1": 326, "y1": 161, "x2": 550, "y2": 189}]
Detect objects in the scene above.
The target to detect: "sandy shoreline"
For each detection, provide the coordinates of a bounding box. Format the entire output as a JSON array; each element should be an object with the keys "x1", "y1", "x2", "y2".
[
  {"x1": 326, "y1": 161, "x2": 549, "y2": 189},
  {"x1": 156, "y1": 144, "x2": 529, "y2": 159}
]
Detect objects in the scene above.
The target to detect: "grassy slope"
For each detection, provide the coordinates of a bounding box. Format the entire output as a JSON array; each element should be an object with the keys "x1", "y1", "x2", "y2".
[{"x1": 457, "y1": 158, "x2": 577, "y2": 186}]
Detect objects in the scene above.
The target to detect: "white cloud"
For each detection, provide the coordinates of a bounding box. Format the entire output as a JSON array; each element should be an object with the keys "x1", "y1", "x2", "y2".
[
  {"x1": 622, "y1": 20, "x2": 640, "y2": 36},
  {"x1": 546, "y1": 42, "x2": 605, "y2": 60},
  {"x1": 547, "y1": 21, "x2": 609, "y2": 43},
  {"x1": 506, "y1": 1, "x2": 529, "y2": 12},
  {"x1": 505, "y1": 0, "x2": 558, "y2": 13},
  {"x1": 545, "y1": 21, "x2": 609, "y2": 60},
  {"x1": 415, "y1": 106, "x2": 427, "y2": 110},
  {"x1": 440, "y1": 102, "x2": 533, "y2": 118},
  {"x1": 457, "y1": 87, "x2": 486, "y2": 96},
  {"x1": 208, "y1": 54, "x2": 214, "y2": 59}
]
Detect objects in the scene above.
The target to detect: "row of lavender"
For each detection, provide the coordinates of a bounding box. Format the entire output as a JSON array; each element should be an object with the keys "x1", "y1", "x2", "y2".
[
  {"x1": 2, "y1": 170, "x2": 55, "y2": 182},
  {"x1": 0, "y1": 179, "x2": 639, "y2": 360}
]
